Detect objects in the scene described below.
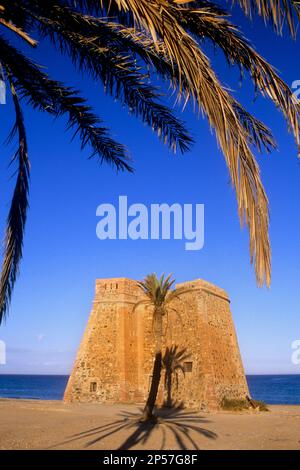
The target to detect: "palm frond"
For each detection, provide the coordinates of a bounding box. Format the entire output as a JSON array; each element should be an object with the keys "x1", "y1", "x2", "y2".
[
  {"x1": 95, "y1": 18, "x2": 278, "y2": 155},
  {"x1": 0, "y1": 35, "x2": 132, "y2": 172},
  {"x1": 232, "y1": 0, "x2": 300, "y2": 37},
  {"x1": 0, "y1": 76, "x2": 30, "y2": 322},
  {"x1": 174, "y1": 4, "x2": 300, "y2": 155},
  {"x1": 31, "y1": 5, "x2": 193, "y2": 153},
  {"x1": 88, "y1": 0, "x2": 272, "y2": 286},
  {"x1": 0, "y1": 17, "x2": 37, "y2": 46},
  {"x1": 0, "y1": 0, "x2": 34, "y2": 31},
  {"x1": 233, "y1": 103, "x2": 277, "y2": 152},
  {"x1": 0, "y1": 0, "x2": 298, "y2": 297},
  {"x1": 138, "y1": 273, "x2": 175, "y2": 308}
]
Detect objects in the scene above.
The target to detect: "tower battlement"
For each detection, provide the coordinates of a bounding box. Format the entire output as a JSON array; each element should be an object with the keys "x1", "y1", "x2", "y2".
[
  {"x1": 176, "y1": 278, "x2": 230, "y2": 302},
  {"x1": 94, "y1": 278, "x2": 142, "y2": 303}
]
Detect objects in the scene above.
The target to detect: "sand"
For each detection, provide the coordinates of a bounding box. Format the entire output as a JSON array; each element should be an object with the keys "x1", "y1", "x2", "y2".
[{"x1": 0, "y1": 399, "x2": 300, "y2": 450}]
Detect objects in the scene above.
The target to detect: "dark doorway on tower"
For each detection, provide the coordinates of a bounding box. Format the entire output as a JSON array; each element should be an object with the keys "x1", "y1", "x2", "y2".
[{"x1": 90, "y1": 381, "x2": 97, "y2": 392}]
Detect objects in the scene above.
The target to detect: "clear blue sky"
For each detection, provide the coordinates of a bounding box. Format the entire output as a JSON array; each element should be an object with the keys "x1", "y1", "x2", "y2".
[{"x1": 0, "y1": 7, "x2": 299, "y2": 375}]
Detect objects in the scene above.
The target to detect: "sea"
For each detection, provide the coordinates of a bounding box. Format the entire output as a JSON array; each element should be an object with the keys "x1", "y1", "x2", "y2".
[{"x1": 0, "y1": 374, "x2": 299, "y2": 404}]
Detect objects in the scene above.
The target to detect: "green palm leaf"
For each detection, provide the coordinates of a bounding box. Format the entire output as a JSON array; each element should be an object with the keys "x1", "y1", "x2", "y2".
[{"x1": 0, "y1": 0, "x2": 299, "y2": 321}]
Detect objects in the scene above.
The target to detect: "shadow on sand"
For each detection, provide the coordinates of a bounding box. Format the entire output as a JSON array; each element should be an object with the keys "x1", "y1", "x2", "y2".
[{"x1": 52, "y1": 405, "x2": 217, "y2": 450}]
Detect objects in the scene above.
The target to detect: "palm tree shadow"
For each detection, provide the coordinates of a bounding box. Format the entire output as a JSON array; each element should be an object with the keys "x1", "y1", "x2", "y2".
[
  {"x1": 162, "y1": 345, "x2": 191, "y2": 408},
  {"x1": 52, "y1": 405, "x2": 217, "y2": 450},
  {"x1": 118, "y1": 406, "x2": 217, "y2": 450}
]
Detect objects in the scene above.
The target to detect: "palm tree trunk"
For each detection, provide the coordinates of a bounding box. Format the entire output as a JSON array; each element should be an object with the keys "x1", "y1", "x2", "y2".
[
  {"x1": 141, "y1": 313, "x2": 163, "y2": 421},
  {"x1": 142, "y1": 350, "x2": 162, "y2": 420}
]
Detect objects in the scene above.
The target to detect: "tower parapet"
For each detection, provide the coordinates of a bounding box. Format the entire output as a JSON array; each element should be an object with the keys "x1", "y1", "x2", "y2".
[
  {"x1": 176, "y1": 278, "x2": 230, "y2": 301},
  {"x1": 94, "y1": 278, "x2": 142, "y2": 303}
]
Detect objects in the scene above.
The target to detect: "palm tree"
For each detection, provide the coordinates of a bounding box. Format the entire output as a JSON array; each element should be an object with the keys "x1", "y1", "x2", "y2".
[
  {"x1": 0, "y1": 1, "x2": 299, "y2": 323},
  {"x1": 136, "y1": 273, "x2": 185, "y2": 421}
]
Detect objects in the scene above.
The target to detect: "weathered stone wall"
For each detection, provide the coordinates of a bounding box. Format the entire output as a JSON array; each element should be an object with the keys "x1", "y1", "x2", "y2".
[{"x1": 64, "y1": 278, "x2": 249, "y2": 410}]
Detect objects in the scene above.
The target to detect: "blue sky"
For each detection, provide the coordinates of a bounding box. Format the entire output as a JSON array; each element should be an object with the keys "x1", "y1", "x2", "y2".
[{"x1": 0, "y1": 6, "x2": 299, "y2": 375}]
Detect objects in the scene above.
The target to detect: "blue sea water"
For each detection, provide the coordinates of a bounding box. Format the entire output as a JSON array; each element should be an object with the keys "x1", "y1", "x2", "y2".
[
  {"x1": 0, "y1": 374, "x2": 69, "y2": 400},
  {"x1": 0, "y1": 374, "x2": 299, "y2": 404},
  {"x1": 247, "y1": 375, "x2": 300, "y2": 405}
]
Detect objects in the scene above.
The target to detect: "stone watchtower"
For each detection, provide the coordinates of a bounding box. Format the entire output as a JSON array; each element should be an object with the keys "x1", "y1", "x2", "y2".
[{"x1": 64, "y1": 278, "x2": 249, "y2": 410}]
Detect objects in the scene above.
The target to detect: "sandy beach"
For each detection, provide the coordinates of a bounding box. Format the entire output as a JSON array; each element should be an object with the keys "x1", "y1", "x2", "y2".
[{"x1": 0, "y1": 399, "x2": 300, "y2": 450}]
